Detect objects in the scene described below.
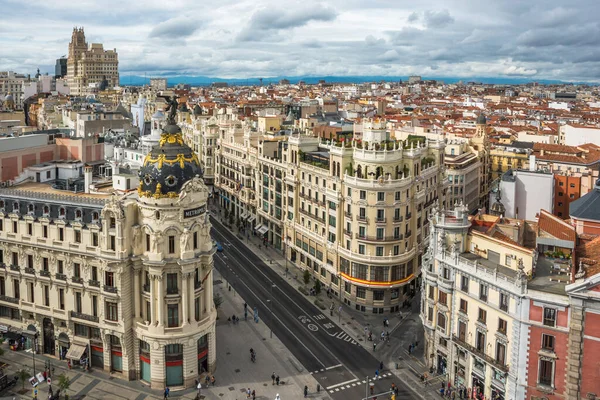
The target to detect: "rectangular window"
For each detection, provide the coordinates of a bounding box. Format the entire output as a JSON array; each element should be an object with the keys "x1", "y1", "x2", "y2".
[
  {"x1": 12, "y1": 221, "x2": 17, "y2": 234},
  {"x1": 167, "y1": 273, "x2": 178, "y2": 294},
  {"x1": 373, "y1": 290, "x2": 384, "y2": 301},
  {"x1": 358, "y1": 244, "x2": 365, "y2": 255},
  {"x1": 476, "y1": 331, "x2": 486, "y2": 352},
  {"x1": 439, "y1": 291, "x2": 447, "y2": 305},
  {"x1": 106, "y1": 302, "x2": 118, "y2": 321},
  {"x1": 28, "y1": 282, "x2": 34, "y2": 302},
  {"x1": 27, "y1": 223, "x2": 32, "y2": 236},
  {"x1": 459, "y1": 298, "x2": 468, "y2": 313},
  {"x1": 360, "y1": 190, "x2": 366, "y2": 200},
  {"x1": 458, "y1": 320, "x2": 466, "y2": 341},
  {"x1": 92, "y1": 232, "x2": 98, "y2": 246},
  {"x1": 375, "y1": 246, "x2": 384, "y2": 256},
  {"x1": 110, "y1": 235, "x2": 115, "y2": 250},
  {"x1": 437, "y1": 313, "x2": 446, "y2": 332},
  {"x1": 478, "y1": 308, "x2": 487, "y2": 324},
  {"x1": 74, "y1": 230, "x2": 81, "y2": 243},
  {"x1": 428, "y1": 285, "x2": 434, "y2": 300},
  {"x1": 496, "y1": 342, "x2": 506, "y2": 365},
  {"x1": 75, "y1": 292, "x2": 82, "y2": 313},
  {"x1": 167, "y1": 304, "x2": 179, "y2": 327},
  {"x1": 193, "y1": 232, "x2": 198, "y2": 249},
  {"x1": 498, "y1": 318, "x2": 507, "y2": 334},
  {"x1": 169, "y1": 235, "x2": 175, "y2": 253},
  {"x1": 395, "y1": 191, "x2": 401, "y2": 201},
  {"x1": 356, "y1": 288, "x2": 366, "y2": 299},
  {"x1": 105, "y1": 271, "x2": 114, "y2": 287},
  {"x1": 146, "y1": 234, "x2": 151, "y2": 251},
  {"x1": 44, "y1": 285, "x2": 50, "y2": 306},
  {"x1": 59, "y1": 288, "x2": 64, "y2": 310},
  {"x1": 497, "y1": 293, "x2": 508, "y2": 312},
  {"x1": 92, "y1": 295, "x2": 98, "y2": 317},
  {"x1": 195, "y1": 297, "x2": 200, "y2": 321},
  {"x1": 74, "y1": 263, "x2": 81, "y2": 278},
  {"x1": 542, "y1": 334, "x2": 555, "y2": 351},
  {"x1": 377, "y1": 192, "x2": 385, "y2": 201},
  {"x1": 42, "y1": 225, "x2": 48, "y2": 238},
  {"x1": 58, "y1": 227, "x2": 64, "y2": 241},
  {"x1": 427, "y1": 307, "x2": 433, "y2": 322},
  {"x1": 543, "y1": 308, "x2": 556, "y2": 327},
  {"x1": 13, "y1": 279, "x2": 19, "y2": 299},
  {"x1": 539, "y1": 359, "x2": 553, "y2": 386},
  {"x1": 479, "y1": 284, "x2": 488, "y2": 302},
  {"x1": 505, "y1": 255, "x2": 511, "y2": 266}
]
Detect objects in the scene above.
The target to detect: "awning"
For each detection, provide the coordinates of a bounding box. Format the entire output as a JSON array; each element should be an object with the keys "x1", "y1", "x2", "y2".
[
  {"x1": 247, "y1": 215, "x2": 256, "y2": 224},
  {"x1": 66, "y1": 343, "x2": 87, "y2": 360},
  {"x1": 256, "y1": 225, "x2": 269, "y2": 235}
]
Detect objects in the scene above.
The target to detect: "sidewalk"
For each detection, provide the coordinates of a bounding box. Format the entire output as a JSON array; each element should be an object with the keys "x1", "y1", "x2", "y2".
[
  {"x1": 210, "y1": 205, "x2": 441, "y2": 399},
  {"x1": 0, "y1": 265, "x2": 327, "y2": 400}
]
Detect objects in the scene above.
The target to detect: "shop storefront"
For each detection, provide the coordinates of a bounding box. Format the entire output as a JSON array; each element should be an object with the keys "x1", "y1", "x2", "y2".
[
  {"x1": 65, "y1": 341, "x2": 88, "y2": 369},
  {"x1": 165, "y1": 344, "x2": 183, "y2": 387},
  {"x1": 110, "y1": 335, "x2": 122, "y2": 372},
  {"x1": 139, "y1": 341, "x2": 151, "y2": 383},
  {"x1": 91, "y1": 342, "x2": 104, "y2": 369},
  {"x1": 22, "y1": 325, "x2": 38, "y2": 353},
  {"x1": 197, "y1": 336, "x2": 208, "y2": 374},
  {"x1": 437, "y1": 350, "x2": 447, "y2": 375},
  {"x1": 57, "y1": 333, "x2": 70, "y2": 360}
]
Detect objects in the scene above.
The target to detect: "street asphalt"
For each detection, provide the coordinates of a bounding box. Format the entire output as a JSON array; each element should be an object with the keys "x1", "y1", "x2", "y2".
[{"x1": 210, "y1": 216, "x2": 422, "y2": 400}]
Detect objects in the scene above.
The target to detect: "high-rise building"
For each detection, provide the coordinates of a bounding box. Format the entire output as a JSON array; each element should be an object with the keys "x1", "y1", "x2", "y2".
[
  {"x1": 66, "y1": 27, "x2": 119, "y2": 96},
  {"x1": 55, "y1": 57, "x2": 67, "y2": 78}
]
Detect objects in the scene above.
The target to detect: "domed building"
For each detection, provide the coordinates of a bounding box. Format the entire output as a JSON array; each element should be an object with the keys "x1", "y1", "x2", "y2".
[{"x1": 0, "y1": 96, "x2": 216, "y2": 391}]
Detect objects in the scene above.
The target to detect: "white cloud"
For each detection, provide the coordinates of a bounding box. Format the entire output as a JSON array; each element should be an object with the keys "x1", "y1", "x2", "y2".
[{"x1": 1, "y1": 0, "x2": 600, "y2": 82}]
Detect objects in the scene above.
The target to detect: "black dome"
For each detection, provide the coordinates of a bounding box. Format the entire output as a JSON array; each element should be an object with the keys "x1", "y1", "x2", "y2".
[
  {"x1": 138, "y1": 122, "x2": 202, "y2": 199},
  {"x1": 476, "y1": 114, "x2": 486, "y2": 125}
]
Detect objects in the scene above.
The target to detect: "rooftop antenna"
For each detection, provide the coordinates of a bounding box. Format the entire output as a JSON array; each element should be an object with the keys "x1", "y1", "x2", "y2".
[{"x1": 259, "y1": 78, "x2": 263, "y2": 86}]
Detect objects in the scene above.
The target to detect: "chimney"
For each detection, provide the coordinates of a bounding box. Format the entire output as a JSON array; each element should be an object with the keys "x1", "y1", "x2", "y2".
[
  {"x1": 84, "y1": 166, "x2": 92, "y2": 193},
  {"x1": 529, "y1": 155, "x2": 536, "y2": 171}
]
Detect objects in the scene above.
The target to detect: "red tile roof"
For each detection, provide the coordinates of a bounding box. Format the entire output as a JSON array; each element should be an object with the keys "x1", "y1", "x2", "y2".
[{"x1": 538, "y1": 209, "x2": 576, "y2": 243}]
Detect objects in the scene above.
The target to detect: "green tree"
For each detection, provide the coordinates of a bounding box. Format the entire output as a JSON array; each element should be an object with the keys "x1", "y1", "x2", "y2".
[
  {"x1": 303, "y1": 270, "x2": 311, "y2": 285},
  {"x1": 16, "y1": 368, "x2": 29, "y2": 391},
  {"x1": 314, "y1": 280, "x2": 322, "y2": 295},
  {"x1": 57, "y1": 373, "x2": 71, "y2": 399}
]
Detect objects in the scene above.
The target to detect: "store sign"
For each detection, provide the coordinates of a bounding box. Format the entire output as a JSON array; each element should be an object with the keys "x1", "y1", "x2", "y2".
[{"x1": 183, "y1": 205, "x2": 205, "y2": 219}]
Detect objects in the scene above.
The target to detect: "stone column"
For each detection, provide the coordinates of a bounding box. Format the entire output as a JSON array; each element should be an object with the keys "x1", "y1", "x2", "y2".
[
  {"x1": 157, "y1": 275, "x2": 164, "y2": 327},
  {"x1": 181, "y1": 273, "x2": 189, "y2": 325},
  {"x1": 204, "y1": 269, "x2": 212, "y2": 313},
  {"x1": 149, "y1": 276, "x2": 156, "y2": 325},
  {"x1": 189, "y1": 273, "x2": 196, "y2": 322},
  {"x1": 207, "y1": 327, "x2": 217, "y2": 373},
  {"x1": 133, "y1": 269, "x2": 141, "y2": 320}
]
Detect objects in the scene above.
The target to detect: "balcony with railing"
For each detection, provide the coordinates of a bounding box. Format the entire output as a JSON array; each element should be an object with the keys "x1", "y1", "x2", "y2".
[
  {"x1": 375, "y1": 217, "x2": 386, "y2": 224},
  {"x1": 299, "y1": 209, "x2": 325, "y2": 223},
  {"x1": 72, "y1": 277, "x2": 83, "y2": 284},
  {"x1": 40, "y1": 270, "x2": 51, "y2": 278},
  {"x1": 194, "y1": 280, "x2": 202, "y2": 290},
  {"x1": 393, "y1": 216, "x2": 403, "y2": 223},
  {"x1": 452, "y1": 335, "x2": 509, "y2": 373},
  {"x1": 103, "y1": 285, "x2": 118, "y2": 294},
  {"x1": 355, "y1": 233, "x2": 403, "y2": 242},
  {"x1": 9, "y1": 265, "x2": 19, "y2": 272},
  {"x1": 70, "y1": 311, "x2": 99, "y2": 323},
  {"x1": 143, "y1": 284, "x2": 150, "y2": 293},
  {"x1": 166, "y1": 287, "x2": 179, "y2": 296},
  {"x1": 55, "y1": 273, "x2": 67, "y2": 281},
  {"x1": 88, "y1": 280, "x2": 100, "y2": 287},
  {"x1": 357, "y1": 215, "x2": 368, "y2": 223},
  {"x1": 0, "y1": 295, "x2": 19, "y2": 304},
  {"x1": 24, "y1": 267, "x2": 36, "y2": 275}
]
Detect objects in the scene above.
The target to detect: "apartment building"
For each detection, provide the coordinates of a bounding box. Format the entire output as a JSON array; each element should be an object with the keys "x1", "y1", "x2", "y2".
[
  {"x1": 421, "y1": 206, "x2": 535, "y2": 400},
  {"x1": 0, "y1": 71, "x2": 27, "y2": 110},
  {"x1": 0, "y1": 116, "x2": 216, "y2": 390}
]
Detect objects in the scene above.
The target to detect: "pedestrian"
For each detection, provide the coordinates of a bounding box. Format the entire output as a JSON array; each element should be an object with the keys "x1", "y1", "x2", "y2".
[
  {"x1": 424, "y1": 372, "x2": 428, "y2": 386},
  {"x1": 381, "y1": 331, "x2": 385, "y2": 341},
  {"x1": 275, "y1": 394, "x2": 280, "y2": 400},
  {"x1": 252, "y1": 389, "x2": 256, "y2": 400},
  {"x1": 275, "y1": 375, "x2": 280, "y2": 385},
  {"x1": 408, "y1": 344, "x2": 412, "y2": 354},
  {"x1": 304, "y1": 385, "x2": 308, "y2": 398},
  {"x1": 379, "y1": 361, "x2": 384, "y2": 371},
  {"x1": 164, "y1": 387, "x2": 170, "y2": 399},
  {"x1": 205, "y1": 374, "x2": 210, "y2": 386},
  {"x1": 375, "y1": 369, "x2": 379, "y2": 379},
  {"x1": 247, "y1": 387, "x2": 251, "y2": 398},
  {"x1": 441, "y1": 381, "x2": 445, "y2": 390},
  {"x1": 373, "y1": 342, "x2": 377, "y2": 351},
  {"x1": 211, "y1": 375, "x2": 216, "y2": 386},
  {"x1": 197, "y1": 381, "x2": 202, "y2": 396},
  {"x1": 271, "y1": 372, "x2": 275, "y2": 385}
]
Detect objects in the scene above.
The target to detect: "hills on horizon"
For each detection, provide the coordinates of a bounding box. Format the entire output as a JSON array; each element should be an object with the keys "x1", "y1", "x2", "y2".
[{"x1": 119, "y1": 74, "x2": 594, "y2": 87}]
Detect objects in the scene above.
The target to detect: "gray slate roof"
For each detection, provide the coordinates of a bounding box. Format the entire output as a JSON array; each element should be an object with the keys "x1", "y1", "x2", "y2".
[{"x1": 570, "y1": 184, "x2": 600, "y2": 221}]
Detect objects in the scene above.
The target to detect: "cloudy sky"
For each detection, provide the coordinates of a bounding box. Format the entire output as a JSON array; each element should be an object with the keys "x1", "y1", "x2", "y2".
[{"x1": 1, "y1": 0, "x2": 600, "y2": 82}]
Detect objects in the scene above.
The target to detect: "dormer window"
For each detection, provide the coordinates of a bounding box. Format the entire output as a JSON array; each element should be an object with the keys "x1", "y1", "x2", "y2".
[
  {"x1": 75, "y1": 209, "x2": 82, "y2": 220},
  {"x1": 43, "y1": 205, "x2": 50, "y2": 216},
  {"x1": 0, "y1": 200, "x2": 4, "y2": 209},
  {"x1": 92, "y1": 211, "x2": 99, "y2": 222},
  {"x1": 13, "y1": 202, "x2": 19, "y2": 212},
  {"x1": 28, "y1": 204, "x2": 34, "y2": 214},
  {"x1": 59, "y1": 207, "x2": 66, "y2": 218}
]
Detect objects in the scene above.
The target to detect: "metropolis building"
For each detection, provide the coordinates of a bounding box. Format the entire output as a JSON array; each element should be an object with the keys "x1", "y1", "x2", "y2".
[{"x1": 0, "y1": 102, "x2": 216, "y2": 389}]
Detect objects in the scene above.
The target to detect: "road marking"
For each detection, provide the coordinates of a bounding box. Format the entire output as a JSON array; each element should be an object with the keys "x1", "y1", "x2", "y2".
[
  {"x1": 326, "y1": 378, "x2": 358, "y2": 390},
  {"x1": 210, "y1": 220, "x2": 357, "y2": 378},
  {"x1": 313, "y1": 314, "x2": 326, "y2": 320},
  {"x1": 212, "y1": 257, "x2": 327, "y2": 369},
  {"x1": 323, "y1": 323, "x2": 335, "y2": 329},
  {"x1": 307, "y1": 324, "x2": 318, "y2": 332},
  {"x1": 325, "y1": 364, "x2": 342, "y2": 371}
]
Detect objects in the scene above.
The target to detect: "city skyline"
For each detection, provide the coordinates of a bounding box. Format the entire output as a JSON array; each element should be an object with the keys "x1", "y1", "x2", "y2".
[{"x1": 1, "y1": 0, "x2": 600, "y2": 82}]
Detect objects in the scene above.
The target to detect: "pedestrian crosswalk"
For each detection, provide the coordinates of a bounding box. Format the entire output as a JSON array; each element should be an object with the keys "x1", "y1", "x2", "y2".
[
  {"x1": 327, "y1": 373, "x2": 393, "y2": 394},
  {"x1": 332, "y1": 331, "x2": 357, "y2": 344}
]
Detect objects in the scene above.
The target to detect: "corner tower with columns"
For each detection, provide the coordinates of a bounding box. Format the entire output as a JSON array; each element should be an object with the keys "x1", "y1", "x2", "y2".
[{"x1": 133, "y1": 96, "x2": 217, "y2": 389}]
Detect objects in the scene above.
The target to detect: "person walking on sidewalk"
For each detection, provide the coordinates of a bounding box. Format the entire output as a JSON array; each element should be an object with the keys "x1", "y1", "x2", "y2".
[
  {"x1": 252, "y1": 389, "x2": 256, "y2": 400},
  {"x1": 271, "y1": 372, "x2": 276, "y2": 385},
  {"x1": 275, "y1": 375, "x2": 280, "y2": 385},
  {"x1": 373, "y1": 342, "x2": 377, "y2": 351},
  {"x1": 304, "y1": 385, "x2": 308, "y2": 398},
  {"x1": 375, "y1": 369, "x2": 379, "y2": 379},
  {"x1": 379, "y1": 361, "x2": 384, "y2": 371},
  {"x1": 163, "y1": 387, "x2": 170, "y2": 400}
]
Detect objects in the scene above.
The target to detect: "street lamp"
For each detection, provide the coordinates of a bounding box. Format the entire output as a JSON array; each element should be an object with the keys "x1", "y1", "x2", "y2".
[
  {"x1": 269, "y1": 283, "x2": 276, "y2": 338},
  {"x1": 32, "y1": 332, "x2": 38, "y2": 377}
]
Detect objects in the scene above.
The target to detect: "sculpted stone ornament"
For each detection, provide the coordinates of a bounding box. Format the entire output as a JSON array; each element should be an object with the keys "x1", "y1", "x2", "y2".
[
  {"x1": 178, "y1": 175, "x2": 207, "y2": 203},
  {"x1": 181, "y1": 228, "x2": 191, "y2": 252},
  {"x1": 152, "y1": 232, "x2": 163, "y2": 253},
  {"x1": 103, "y1": 194, "x2": 124, "y2": 219},
  {"x1": 132, "y1": 225, "x2": 141, "y2": 246}
]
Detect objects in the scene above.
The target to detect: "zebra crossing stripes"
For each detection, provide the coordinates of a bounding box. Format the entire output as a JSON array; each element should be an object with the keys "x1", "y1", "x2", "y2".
[
  {"x1": 327, "y1": 373, "x2": 393, "y2": 393},
  {"x1": 333, "y1": 330, "x2": 357, "y2": 345}
]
